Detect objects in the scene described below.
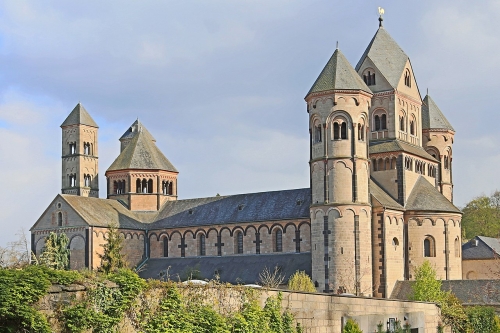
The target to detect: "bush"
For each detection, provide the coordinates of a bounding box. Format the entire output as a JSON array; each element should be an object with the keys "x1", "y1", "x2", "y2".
[
  {"x1": 466, "y1": 306, "x2": 500, "y2": 333},
  {"x1": 287, "y1": 271, "x2": 316, "y2": 292},
  {"x1": 343, "y1": 318, "x2": 362, "y2": 333}
]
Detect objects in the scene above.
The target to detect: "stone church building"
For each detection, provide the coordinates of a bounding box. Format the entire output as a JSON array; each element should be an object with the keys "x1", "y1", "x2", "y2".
[{"x1": 31, "y1": 21, "x2": 462, "y2": 298}]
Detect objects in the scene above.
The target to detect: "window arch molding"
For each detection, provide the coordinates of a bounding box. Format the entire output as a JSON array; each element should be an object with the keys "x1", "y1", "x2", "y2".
[
  {"x1": 372, "y1": 108, "x2": 387, "y2": 132},
  {"x1": 328, "y1": 111, "x2": 352, "y2": 141},
  {"x1": 423, "y1": 235, "x2": 436, "y2": 257},
  {"x1": 362, "y1": 67, "x2": 376, "y2": 86}
]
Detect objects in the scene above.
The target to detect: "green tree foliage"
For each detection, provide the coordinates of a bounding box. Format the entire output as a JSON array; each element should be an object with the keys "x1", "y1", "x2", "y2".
[
  {"x1": 343, "y1": 318, "x2": 363, "y2": 333},
  {"x1": 287, "y1": 270, "x2": 316, "y2": 292},
  {"x1": 39, "y1": 232, "x2": 70, "y2": 270},
  {"x1": 466, "y1": 306, "x2": 500, "y2": 333},
  {"x1": 0, "y1": 265, "x2": 81, "y2": 333},
  {"x1": 98, "y1": 224, "x2": 126, "y2": 274},
  {"x1": 410, "y1": 260, "x2": 443, "y2": 302},
  {"x1": 462, "y1": 191, "x2": 500, "y2": 238},
  {"x1": 410, "y1": 261, "x2": 468, "y2": 332}
]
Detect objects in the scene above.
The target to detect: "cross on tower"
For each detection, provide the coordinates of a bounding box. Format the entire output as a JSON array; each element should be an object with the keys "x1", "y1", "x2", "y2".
[
  {"x1": 215, "y1": 235, "x2": 224, "y2": 256},
  {"x1": 178, "y1": 237, "x2": 187, "y2": 257},
  {"x1": 253, "y1": 232, "x2": 263, "y2": 254},
  {"x1": 293, "y1": 230, "x2": 302, "y2": 253}
]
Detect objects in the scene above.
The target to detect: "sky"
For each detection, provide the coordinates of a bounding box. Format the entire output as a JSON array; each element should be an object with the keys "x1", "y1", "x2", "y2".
[{"x1": 0, "y1": 0, "x2": 499, "y2": 247}]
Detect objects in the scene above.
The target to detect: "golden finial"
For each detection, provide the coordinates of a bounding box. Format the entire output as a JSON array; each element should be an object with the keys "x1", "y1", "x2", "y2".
[{"x1": 378, "y1": 7, "x2": 385, "y2": 27}]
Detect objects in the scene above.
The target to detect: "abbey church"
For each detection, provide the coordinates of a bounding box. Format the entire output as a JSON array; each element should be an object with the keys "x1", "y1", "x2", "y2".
[{"x1": 31, "y1": 20, "x2": 462, "y2": 298}]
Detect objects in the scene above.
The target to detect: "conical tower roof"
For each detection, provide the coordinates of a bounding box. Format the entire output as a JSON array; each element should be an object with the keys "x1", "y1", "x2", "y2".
[
  {"x1": 355, "y1": 27, "x2": 409, "y2": 89},
  {"x1": 107, "y1": 130, "x2": 177, "y2": 172},
  {"x1": 120, "y1": 119, "x2": 156, "y2": 143},
  {"x1": 61, "y1": 103, "x2": 98, "y2": 128},
  {"x1": 422, "y1": 95, "x2": 454, "y2": 131},
  {"x1": 307, "y1": 49, "x2": 371, "y2": 96}
]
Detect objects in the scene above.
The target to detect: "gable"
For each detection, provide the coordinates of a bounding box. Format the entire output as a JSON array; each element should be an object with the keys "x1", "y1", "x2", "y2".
[
  {"x1": 31, "y1": 194, "x2": 89, "y2": 231},
  {"x1": 356, "y1": 56, "x2": 393, "y2": 93},
  {"x1": 395, "y1": 59, "x2": 422, "y2": 101}
]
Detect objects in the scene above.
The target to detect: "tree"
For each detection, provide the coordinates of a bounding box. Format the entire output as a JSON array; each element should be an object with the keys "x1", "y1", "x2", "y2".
[
  {"x1": 466, "y1": 306, "x2": 500, "y2": 333},
  {"x1": 410, "y1": 260, "x2": 442, "y2": 302},
  {"x1": 98, "y1": 224, "x2": 126, "y2": 274},
  {"x1": 343, "y1": 318, "x2": 362, "y2": 333},
  {"x1": 410, "y1": 261, "x2": 468, "y2": 332},
  {"x1": 259, "y1": 265, "x2": 285, "y2": 288},
  {"x1": 39, "y1": 232, "x2": 70, "y2": 270},
  {"x1": 462, "y1": 192, "x2": 500, "y2": 239},
  {"x1": 287, "y1": 271, "x2": 316, "y2": 292},
  {"x1": 0, "y1": 228, "x2": 31, "y2": 269}
]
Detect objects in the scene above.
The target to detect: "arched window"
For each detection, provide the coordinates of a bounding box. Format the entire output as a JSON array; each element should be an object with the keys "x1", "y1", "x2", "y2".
[
  {"x1": 169, "y1": 182, "x2": 173, "y2": 195},
  {"x1": 275, "y1": 229, "x2": 283, "y2": 252},
  {"x1": 455, "y1": 237, "x2": 460, "y2": 257},
  {"x1": 136, "y1": 179, "x2": 141, "y2": 193},
  {"x1": 333, "y1": 123, "x2": 340, "y2": 140},
  {"x1": 314, "y1": 124, "x2": 322, "y2": 143},
  {"x1": 372, "y1": 159, "x2": 377, "y2": 171},
  {"x1": 69, "y1": 174, "x2": 76, "y2": 187},
  {"x1": 391, "y1": 157, "x2": 397, "y2": 169},
  {"x1": 163, "y1": 238, "x2": 168, "y2": 257},
  {"x1": 377, "y1": 159, "x2": 384, "y2": 171},
  {"x1": 341, "y1": 122, "x2": 347, "y2": 139},
  {"x1": 400, "y1": 116, "x2": 405, "y2": 132},
  {"x1": 113, "y1": 181, "x2": 118, "y2": 194},
  {"x1": 384, "y1": 158, "x2": 390, "y2": 170},
  {"x1": 357, "y1": 123, "x2": 364, "y2": 141},
  {"x1": 404, "y1": 69, "x2": 411, "y2": 87},
  {"x1": 148, "y1": 179, "x2": 153, "y2": 193},
  {"x1": 235, "y1": 232, "x2": 243, "y2": 254},
  {"x1": 199, "y1": 235, "x2": 206, "y2": 256},
  {"x1": 381, "y1": 114, "x2": 387, "y2": 130},
  {"x1": 57, "y1": 212, "x2": 63, "y2": 227},
  {"x1": 69, "y1": 143, "x2": 76, "y2": 155},
  {"x1": 142, "y1": 179, "x2": 147, "y2": 193},
  {"x1": 424, "y1": 236, "x2": 436, "y2": 257},
  {"x1": 444, "y1": 156, "x2": 449, "y2": 169},
  {"x1": 83, "y1": 142, "x2": 90, "y2": 155},
  {"x1": 410, "y1": 121, "x2": 415, "y2": 135},
  {"x1": 363, "y1": 70, "x2": 376, "y2": 86},
  {"x1": 392, "y1": 237, "x2": 399, "y2": 247},
  {"x1": 375, "y1": 115, "x2": 380, "y2": 131}
]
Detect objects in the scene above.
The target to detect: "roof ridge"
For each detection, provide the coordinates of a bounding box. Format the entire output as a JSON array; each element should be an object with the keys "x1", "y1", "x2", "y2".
[{"x1": 307, "y1": 48, "x2": 371, "y2": 96}]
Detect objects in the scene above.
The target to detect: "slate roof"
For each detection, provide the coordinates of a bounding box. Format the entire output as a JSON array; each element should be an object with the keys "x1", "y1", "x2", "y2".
[
  {"x1": 151, "y1": 188, "x2": 310, "y2": 230},
  {"x1": 369, "y1": 139, "x2": 437, "y2": 161},
  {"x1": 61, "y1": 194, "x2": 155, "y2": 228},
  {"x1": 355, "y1": 27, "x2": 409, "y2": 89},
  {"x1": 107, "y1": 130, "x2": 178, "y2": 172},
  {"x1": 391, "y1": 280, "x2": 500, "y2": 306},
  {"x1": 405, "y1": 176, "x2": 461, "y2": 213},
  {"x1": 422, "y1": 95, "x2": 455, "y2": 131},
  {"x1": 61, "y1": 103, "x2": 98, "y2": 128},
  {"x1": 120, "y1": 119, "x2": 156, "y2": 143},
  {"x1": 462, "y1": 236, "x2": 500, "y2": 260},
  {"x1": 307, "y1": 49, "x2": 372, "y2": 96},
  {"x1": 138, "y1": 253, "x2": 312, "y2": 284},
  {"x1": 370, "y1": 178, "x2": 403, "y2": 210}
]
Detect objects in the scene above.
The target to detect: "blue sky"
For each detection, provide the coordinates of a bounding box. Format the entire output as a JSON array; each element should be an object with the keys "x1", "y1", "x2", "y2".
[{"x1": 0, "y1": 0, "x2": 498, "y2": 246}]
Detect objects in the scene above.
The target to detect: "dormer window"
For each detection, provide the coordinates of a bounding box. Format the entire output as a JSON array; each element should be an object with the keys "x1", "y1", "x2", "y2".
[
  {"x1": 404, "y1": 69, "x2": 411, "y2": 87},
  {"x1": 363, "y1": 70, "x2": 376, "y2": 86}
]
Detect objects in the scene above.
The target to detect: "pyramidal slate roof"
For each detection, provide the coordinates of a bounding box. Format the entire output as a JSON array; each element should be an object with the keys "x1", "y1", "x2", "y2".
[
  {"x1": 355, "y1": 27, "x2": 409, "y2": 89},
  {"x1": 422, "y1": 95, "x2": 455, "y2": 131},
  {"x1": 107, "y1": 130, "x2": 178, "y2": 172},
  {"x1": 307, "y1": 49, "x2": 371, "y2": 96},
  {"x1": 120, "y1": 119, "x2": 156, "y2": 142},
  {"x1": 61, "y1": 103, "x2": 98, "y2": 128},
  {"x1": 405, "y1": 176, "x2": 461, "y2": 213},
  {"x1": 370, "y1": 178, "x2": 403, "y2": 210}
]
